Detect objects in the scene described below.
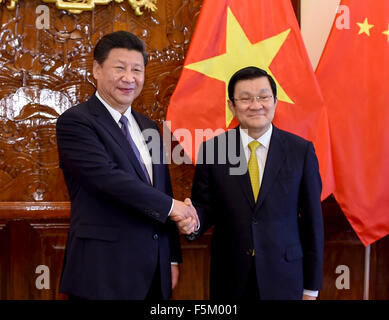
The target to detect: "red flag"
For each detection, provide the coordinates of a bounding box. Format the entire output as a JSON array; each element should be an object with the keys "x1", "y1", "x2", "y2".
[
  {"x1": 167, "y1": 0, "x2": 334, "y2": 200},
  {"x1": 316, "y1": 0, "x2": 389, "y2": 245}
]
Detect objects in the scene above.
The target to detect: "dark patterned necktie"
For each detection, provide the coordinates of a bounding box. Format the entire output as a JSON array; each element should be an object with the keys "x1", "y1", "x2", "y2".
[{"x1": 119, "y1": 115, "x2": 151, "y2": 185}]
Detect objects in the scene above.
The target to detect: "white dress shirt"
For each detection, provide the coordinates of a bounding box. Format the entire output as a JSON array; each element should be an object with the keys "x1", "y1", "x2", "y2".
[
  {"x1": 96, "y1": 92, "x2": 177, "y2": 266},
  {"x1": 95, "y1": 92, "x2": 175, "y2": 217},
  {"x1": 96, "y1": 92, "x2": 153, "y2": 184},
  {"x1": 239, "y1": 124, "x2": 318, "y2": 298},
  {"x1": 239, "y1": 125, "x2": 273, "y2": 189}
]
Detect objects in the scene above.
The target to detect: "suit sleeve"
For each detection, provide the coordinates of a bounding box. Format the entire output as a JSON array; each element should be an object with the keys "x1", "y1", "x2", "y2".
[
  {"x1": 56, "y1": 109, "x2": 173, "y2": 224},
  {"x1": 298, "y1": 142, "x2": 324, "y2": 291},
  {"x1": 167, "y1": 216, "x2": 182, "y2": 263},
  {"x1": 187, "y1": 141, "x2": 216, "y2": 240},
  {"x1": 157, "y1": 125, "x2": 182, "y2": 263}
]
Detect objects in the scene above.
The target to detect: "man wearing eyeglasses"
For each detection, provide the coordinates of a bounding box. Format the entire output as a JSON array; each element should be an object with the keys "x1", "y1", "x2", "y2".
[{"x1": 187, "y1": 66, "x2": 324, "y2": 300}]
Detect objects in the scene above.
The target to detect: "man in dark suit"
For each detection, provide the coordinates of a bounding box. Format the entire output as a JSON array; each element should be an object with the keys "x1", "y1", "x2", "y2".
[
  {"x1": 56, "y1": 31, "x2": 197, "y2": 300},
  {"x1": 187, "y1": 66, "x2": 324, "y2": 300}
]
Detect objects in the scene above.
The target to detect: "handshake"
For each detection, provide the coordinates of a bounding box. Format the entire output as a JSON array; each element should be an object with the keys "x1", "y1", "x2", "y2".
[{"x1": 170, "y1": 198, "x2": 199, "y2": 235}]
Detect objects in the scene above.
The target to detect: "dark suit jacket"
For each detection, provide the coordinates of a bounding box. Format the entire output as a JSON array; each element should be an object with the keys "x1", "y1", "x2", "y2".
[
  {"x1": 191, "y1": 126, "x2": 324, "y2": 300},
  {"x1": 56, "y1": 94, "x2": 181, "y2": 299}
]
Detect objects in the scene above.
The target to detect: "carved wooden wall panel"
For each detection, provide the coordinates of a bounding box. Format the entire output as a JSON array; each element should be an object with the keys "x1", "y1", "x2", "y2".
[
  {"x1": 371, "y1": 236, "x2": 389, "y2": 299},
  {"x1": 29, "y1": 222, "x2": 69, "y2": 299},
  {"x1": 320, "y1": 198, "x2": 365, "y2": 299},
  {"x1": 172, "y1": 231, "x2": 211, "y2": 300},
  {"x1": 0, "y1": 221, "x2": 10, "y2": 299},
  {"x1": 0, "y1": 203, "x2": 69, "y2": 299}
]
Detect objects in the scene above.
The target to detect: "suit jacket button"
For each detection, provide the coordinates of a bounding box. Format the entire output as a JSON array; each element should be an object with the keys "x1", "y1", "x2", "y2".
[
  {"x1": 245, "y1": 249, "x2": 251, "y2": 256},
  {"x1": 153, "y1": 234, "x2": 159, "y2": 240},
  {"x1": 154, "y1": 212, "x2": 160, "y2": 218},
  {"x1": 252, "y1": 218, "x2": 258, "y2": 225}
]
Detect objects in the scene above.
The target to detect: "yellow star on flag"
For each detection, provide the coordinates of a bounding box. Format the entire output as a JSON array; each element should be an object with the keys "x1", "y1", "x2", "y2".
[
  {"x1": 357, "y1": 18, "x2": 374, "y2": 36},
  {"x1": 383, "y1": 24, "x2": 389, "y2": 42},
  {"x1": 184, "y1": 7, "x2": 294, "y2": 127}
]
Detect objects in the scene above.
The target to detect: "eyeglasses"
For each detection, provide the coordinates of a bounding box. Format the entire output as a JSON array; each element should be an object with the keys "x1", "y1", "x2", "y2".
[{"x1": 233, "y1": 95, "x2": 273, "y2": 105}]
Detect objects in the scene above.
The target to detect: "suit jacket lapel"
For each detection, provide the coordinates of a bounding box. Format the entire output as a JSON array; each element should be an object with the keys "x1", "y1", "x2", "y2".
[
  {"x1": 88, "y1": 94, "x2": 149, "y2": 184},
  {"x1": 131, "y1": 109, "x2": 158, "y2": 186},
  {"x1": 229, "y1": 127, "x2": 256, "y2": 210},
  {"x1": 255, "y1": 126, "x2": 286, "y2": 211}
]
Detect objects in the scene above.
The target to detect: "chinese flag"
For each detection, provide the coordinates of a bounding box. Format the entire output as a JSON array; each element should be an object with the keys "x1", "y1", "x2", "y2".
[
  {"x1": 167, "y1": 0, "x2": 334, "y2": 200},
  {"x1": 316, "y1": 0, "x2": 389, "y2": 245}
]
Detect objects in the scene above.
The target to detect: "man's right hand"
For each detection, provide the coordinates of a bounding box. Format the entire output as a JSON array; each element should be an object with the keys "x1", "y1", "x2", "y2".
[{"x1": 170, "y1": 198, "x2": 198, "y2": 235}]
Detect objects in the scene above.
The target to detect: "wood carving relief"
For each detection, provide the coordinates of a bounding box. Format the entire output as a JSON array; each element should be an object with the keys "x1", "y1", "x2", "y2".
[{"x1": 1, "y1": 0, "x2": 158, "y2": 16}]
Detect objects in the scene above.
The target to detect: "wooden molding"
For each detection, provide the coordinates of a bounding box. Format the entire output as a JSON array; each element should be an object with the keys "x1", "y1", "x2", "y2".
[{"x1": 0, "y1": 202, "x2": 70, "y2": 219}]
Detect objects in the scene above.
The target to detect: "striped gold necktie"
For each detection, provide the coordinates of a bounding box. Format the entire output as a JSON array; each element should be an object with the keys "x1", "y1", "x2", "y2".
[{"x1": 248, "y1": 141, "x2": 261, "y2": 202}]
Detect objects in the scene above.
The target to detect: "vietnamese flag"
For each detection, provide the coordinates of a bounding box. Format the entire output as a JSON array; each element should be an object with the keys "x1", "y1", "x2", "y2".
[
  {"x1": 167, "y1": 0, "x2": 334, "y2": 200},
  {"x1": 316, "y1": 0, "x2": 389, "y2": 245}
]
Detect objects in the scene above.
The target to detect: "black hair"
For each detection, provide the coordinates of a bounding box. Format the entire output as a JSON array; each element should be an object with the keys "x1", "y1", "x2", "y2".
[
  {"x1": 93, "y1": 31, "x2": 148, "y2": 66},
  {"x1": 228, "y1": 66, "x2": 277, "y2": 103}
]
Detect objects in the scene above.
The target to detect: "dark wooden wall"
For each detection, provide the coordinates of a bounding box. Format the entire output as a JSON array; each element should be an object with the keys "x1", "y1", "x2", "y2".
[{"x1": 0, "y1": 0, "x2": 388, "y2": 300}]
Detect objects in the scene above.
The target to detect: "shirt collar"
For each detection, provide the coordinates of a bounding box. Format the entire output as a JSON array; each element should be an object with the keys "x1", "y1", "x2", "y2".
[
  {"x1": 239, "y1": 124, "x2": 273, "y2": 149},
  {"x1": 95, "y1": 91, "x2": 132, "y2": 124}
]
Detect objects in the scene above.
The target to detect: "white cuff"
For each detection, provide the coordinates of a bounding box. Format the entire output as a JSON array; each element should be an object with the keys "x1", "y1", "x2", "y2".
[
  {"x1": 303, "y1": 289, "x2": 319, "y2": 297},
  {"x1": 168, "y1": 199, "x2": 174, "y2": 216}
]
